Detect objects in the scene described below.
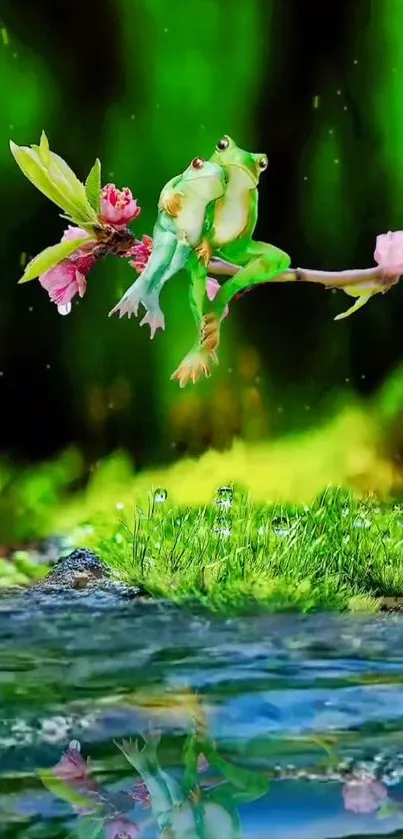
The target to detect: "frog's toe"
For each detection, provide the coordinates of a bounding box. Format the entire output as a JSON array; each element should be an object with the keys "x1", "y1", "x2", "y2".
[
  {"x1": 171, "y1": 351, "x2": 212, "y2": 388},
  {"x1": 109, "y1": 295, "x2": 140, "y2": 319},
  {"x1": 139, "y1": 309, "x2": 165, "y2": 339}
]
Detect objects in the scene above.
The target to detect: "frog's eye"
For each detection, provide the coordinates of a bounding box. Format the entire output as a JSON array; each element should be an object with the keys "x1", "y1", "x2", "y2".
[
  {"x1": 216, "y1": 136, "x2": 230, "y2": 151},
  {"x1": 258, "y1": 156, "x2": 268, "y2": 171},
  {"x1": 191, "y1": 157, "x2": 205, "y2": 170}
]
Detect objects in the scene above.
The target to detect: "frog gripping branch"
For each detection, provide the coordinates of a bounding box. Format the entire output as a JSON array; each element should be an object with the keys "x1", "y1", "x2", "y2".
[{"x1": 10, "y1": 131, "x2": 403, "y2": 385}]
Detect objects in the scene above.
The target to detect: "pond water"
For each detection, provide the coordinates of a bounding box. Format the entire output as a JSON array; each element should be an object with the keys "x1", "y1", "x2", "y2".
[{"x1": 1, "y1": 593, "x2": 403, "y2": 838}]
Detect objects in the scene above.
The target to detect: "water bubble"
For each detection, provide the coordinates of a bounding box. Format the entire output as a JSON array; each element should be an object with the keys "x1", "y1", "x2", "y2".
[
  {"x1": 154, "y1": 488, "x2": 168, "y2": 504},
  {"x1": 272, "y1": 516, "x2": 290, "y2": 537},
  {"x1": 354, "y1": 517, "x2": 371, "y2": 529},
  {"x1": 115, "y1": 502, "x2": 124, "y2": 510},
  {"x1": 213, "y1": 526, "x2": 232, "y2": 538},
  {"x1": 216, "y1": 486, "x2": 233, "y2": 509}
]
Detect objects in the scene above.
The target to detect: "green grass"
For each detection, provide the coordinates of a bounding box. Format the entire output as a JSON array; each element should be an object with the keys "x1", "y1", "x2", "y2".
[{"x1": 72, "y1": 485, "x2": 403, "y2": 614}]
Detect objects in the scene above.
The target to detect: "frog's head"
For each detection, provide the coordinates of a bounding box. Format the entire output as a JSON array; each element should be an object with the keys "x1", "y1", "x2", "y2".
[
  {"x1": 182, "y1": 157, "x2": 226, "y2": 201},
  {"x1": 211, "y1": 135, "x2": 268, "y2": 187}
]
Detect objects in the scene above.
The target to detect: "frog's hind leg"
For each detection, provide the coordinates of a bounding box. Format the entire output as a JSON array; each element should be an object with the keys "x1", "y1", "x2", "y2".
[
  {"x1": 170, "y1": 258, "x2": 217, "y2": 387},
  {"x1": 209, "y1": 239, "x2": 292, "y2": 318},
  {"x1": 334, "y1": 292, "x2": 372, "y2": 321},
  {"x1": 181, "y1": 239, "x2": 291, "y2": 372}
]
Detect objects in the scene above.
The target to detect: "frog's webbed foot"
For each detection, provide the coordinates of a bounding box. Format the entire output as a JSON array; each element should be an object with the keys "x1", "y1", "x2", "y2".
[
  {"x1": 139, "y1": 308, "x2": 165, "y2": 339},
  {"x1": 109, "y1": 278, "x2": 146, "y2": 319},
  {"x1": 171, "y1": 349, "x2": 217, "y2": 388},
  {"x1": 195, "y1": 238, "x2": 213, "y2": 267},
  {"x1": 109, "y1": 281, "x2": 165, "y2": 338},
  {"x1": 140, "y1": 726, "x2": 162, "y2": 758},
  {"x1": 115, "y1": 729, "x2": 162, "y2": 764},
  {"x1": 159, "y1": 192, "x2": 183, "y2": 218}
]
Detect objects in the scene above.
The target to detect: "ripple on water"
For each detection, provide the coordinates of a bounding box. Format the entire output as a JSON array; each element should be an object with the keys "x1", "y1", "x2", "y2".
[{"x1": 2, "y1": 600, "x2": 403, "y2": 837}]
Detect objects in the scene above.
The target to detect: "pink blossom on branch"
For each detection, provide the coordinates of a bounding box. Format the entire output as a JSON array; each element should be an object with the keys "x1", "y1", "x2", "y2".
[
  {"x1": 39, "y1": 254, "x2": 95, "y2": 314},
  {"x1": 100, "y1": 184, "x2": 141, "y2": 227},
  {"x1": 342, "y1": 778, "x2": 388, "y2": 814},
  {"x1": 197, "y1": 753, "x2": 209, "y2": 772},
  {"x1": 206, "y1": 276, "x2": 229, "y2": 319},
  {"x1": 374, "y1": 230, "x2": 403, "y2": 284},
  {"x1": 128, "y1": 234, "x2": 153, "y2": 273},
  {"x1": 128, "y1": 778, "x2": 151, "y2": 808},
  {"x1": 61, "y1": 225, "x2": 95, "y2": 252}
]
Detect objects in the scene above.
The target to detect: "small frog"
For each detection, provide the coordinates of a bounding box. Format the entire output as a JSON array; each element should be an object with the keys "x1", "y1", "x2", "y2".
[
  {"x1": 171, "y1": 135, "x2": 291, "y2": 386},
  {"x1": 109, "y1": 158, "x2": 226, "y2": 337}
]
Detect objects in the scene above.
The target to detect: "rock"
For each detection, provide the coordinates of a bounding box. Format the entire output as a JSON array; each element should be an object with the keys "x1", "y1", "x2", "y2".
[
  {"x1": 24, "y1": 548, "x2": 149, "y2": 600},
  {"x1": 33, "y1": 548, "x2": 110, "y2": 591}
]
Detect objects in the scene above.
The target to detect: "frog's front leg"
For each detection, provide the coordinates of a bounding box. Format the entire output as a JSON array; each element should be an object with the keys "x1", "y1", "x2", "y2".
[
  {"x1": 115, "y1": 735, "x2": 184, "y2": 815},
  {"x1": 198, "y1": 239, "x2": 291, "y2": 357},
  {"x1": 109, "y1": 230, "x2": 179, "y2": 337}
]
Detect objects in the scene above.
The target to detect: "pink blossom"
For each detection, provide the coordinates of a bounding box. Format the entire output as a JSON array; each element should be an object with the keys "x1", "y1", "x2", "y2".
[
  {"x1": 53, "y1": 746, "x2": 89, "y2": 783},
  {"x1": 100, "y1": 184, "x2": 141, "y2": 227},
  {"x1": 197, "y1": 753, "x2": 209, "y2": 772},
  {"x1": 105, "y1": 817, "x2": 140, "y2": 839},
  {"x1": 374, "y1": 230, "x2": 403, "y2": 283},
  {"x1": 128, "y1": 234, "x2": 153, "y2": 273},
  {"x1": 206, "y1": 277, "x2": 229, "y2": 319},
  {"x1": 52, "y1": 744, "x2": 100, "y2": 813},
  {"x1": 61, "y1": 225, "x2": 90, "y2": 246},
  {"x1": 342, "y1": 778, "x2": 388, "y2": 814},
  {"x1": 128, "y1": 779, "x2": 151, "y2": 808},
  {"x1": 39, "y1": 254, "x2": 95, "y2": 313}
]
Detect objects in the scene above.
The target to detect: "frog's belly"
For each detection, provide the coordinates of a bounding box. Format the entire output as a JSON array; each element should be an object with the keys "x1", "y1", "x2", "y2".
[
  {"x1": 213, "y1": 200, "x2": 250, "y2": 247},
  {"x1": 176, "y1": 203, "x2": 204, "y2": 247}
]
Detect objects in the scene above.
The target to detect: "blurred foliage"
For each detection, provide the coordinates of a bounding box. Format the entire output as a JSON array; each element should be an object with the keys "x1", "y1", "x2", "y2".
[
  {"x1": 2, "y1": 362, "x2": 403, "y2": 552},
  {"x1": 1, "y1": 0, "x2": 403, "y2": 465}
]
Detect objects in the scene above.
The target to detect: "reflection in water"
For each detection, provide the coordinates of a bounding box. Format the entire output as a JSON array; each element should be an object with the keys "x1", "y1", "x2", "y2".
[{"x1": 3, "y1": 599, "x2": 403, "y2": 836}]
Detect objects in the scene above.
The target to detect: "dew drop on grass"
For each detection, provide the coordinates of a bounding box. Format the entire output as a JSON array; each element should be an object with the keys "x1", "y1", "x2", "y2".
[
  {"x1": 154, "y1": 488, "x2": 168, "y2": 504},
  {"x1": 216, "y1": 486, "x2": 233, "y2": 509}
]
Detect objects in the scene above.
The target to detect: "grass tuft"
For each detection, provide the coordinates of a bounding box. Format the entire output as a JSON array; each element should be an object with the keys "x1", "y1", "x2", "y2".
[{"x1": 73, "y1": 485, "x2": 403, "y2": 613}]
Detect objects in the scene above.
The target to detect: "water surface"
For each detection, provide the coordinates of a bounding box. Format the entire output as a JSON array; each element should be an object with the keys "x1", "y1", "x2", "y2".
[{"x1": 1, "y1": 593, "x2": 403, "y2": 838}]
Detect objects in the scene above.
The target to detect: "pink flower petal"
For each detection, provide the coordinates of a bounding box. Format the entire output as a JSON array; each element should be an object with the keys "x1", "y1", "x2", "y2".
[
  {"x1": 101, "y1": 184, "x2": 141, "y2": 227},
  {"x1": 374, "y1": 230, "x2": 403, "y2": 282},
  {"x1": 206, "y1": 277, "x2": 229, "y2": 319},
  {"x1": 342, "y1": 779, "x2": 388, "y2": 814},
  {"x1": 39, "y1": 258, "x2": 90, "y2": 308}
]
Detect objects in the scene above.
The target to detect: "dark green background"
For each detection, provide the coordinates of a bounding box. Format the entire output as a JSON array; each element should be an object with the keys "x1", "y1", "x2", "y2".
[{"x1": 0, "y1": 0, "x2": 401, "y2": 466}]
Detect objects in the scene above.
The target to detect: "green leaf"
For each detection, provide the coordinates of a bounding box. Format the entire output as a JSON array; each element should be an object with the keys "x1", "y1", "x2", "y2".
[
  {"x1": 376, "y1": 800, "x2": 399, "y2": 819},
  {"x1": 48, "y1": 151, "x2": 98, "y2": 224},
  {"x1": 18, "y1": 235, "x2": 94, "y2": 284},
  {"x1": 38, "y1": 769, "x2": 102, "y2": 813},
  {"x1": 10, "y1": 141, "x2": 77, "y2": 214},
  {"x1": 10, "y1": 138, "x2": 99, "y2": 227},
  {"x1": 85, "y1": 159, "x2": 101, "y2": 213},
  {"x1": 39, "y1": 130, "x2": 50, "y2": 166}
]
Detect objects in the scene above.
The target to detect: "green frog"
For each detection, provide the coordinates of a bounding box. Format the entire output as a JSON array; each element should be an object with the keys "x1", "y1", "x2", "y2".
[{"x1": 171, "y1": 135, "x2": 291, "y2": 386}]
